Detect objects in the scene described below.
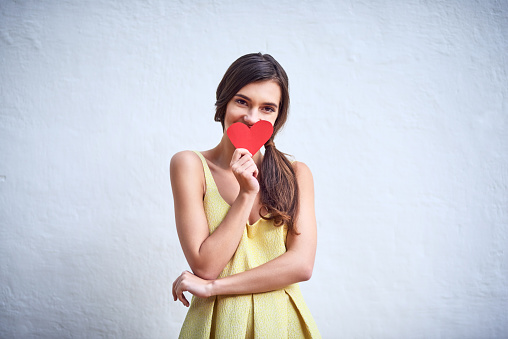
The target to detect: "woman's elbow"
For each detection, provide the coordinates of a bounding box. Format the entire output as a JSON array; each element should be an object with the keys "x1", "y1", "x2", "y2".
[
  {"x1": 288, "y1": 250, "x2": 315, "y2": 282},
  {"x1": 191, "y1": 266, "x2": 221, "y2": 281},
  {"x1": 296, "y1": 261, "x2": 314, "y2": 282},
  {"x1": 300, "y1": 265, "x2": 313, "y2": 281}
]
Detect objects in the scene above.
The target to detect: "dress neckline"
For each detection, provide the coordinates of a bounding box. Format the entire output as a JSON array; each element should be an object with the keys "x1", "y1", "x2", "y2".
[{"x1": 197, "y1": 151, "x2": 264, "y2": 226}]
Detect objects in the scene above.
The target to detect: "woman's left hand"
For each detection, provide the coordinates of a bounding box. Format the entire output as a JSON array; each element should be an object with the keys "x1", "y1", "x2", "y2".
[{"x1": 172, "y1": 270, "x2": 214, "y2": 307}]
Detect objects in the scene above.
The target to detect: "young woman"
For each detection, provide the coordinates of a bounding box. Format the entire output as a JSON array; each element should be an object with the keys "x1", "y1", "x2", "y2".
[{"x1": 171, "y1": 53, "x2": 321, "y2": 338}]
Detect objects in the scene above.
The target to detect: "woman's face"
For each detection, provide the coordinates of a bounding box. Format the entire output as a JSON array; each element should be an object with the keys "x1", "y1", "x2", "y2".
[{"x1": 223, "y1": 80, "x2": 281, "y2": 131}]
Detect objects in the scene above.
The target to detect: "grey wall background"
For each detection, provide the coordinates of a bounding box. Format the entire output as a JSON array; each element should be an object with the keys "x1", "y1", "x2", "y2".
[{"x1": 1, "y1": 0, "x2": 507, "y2": 338}]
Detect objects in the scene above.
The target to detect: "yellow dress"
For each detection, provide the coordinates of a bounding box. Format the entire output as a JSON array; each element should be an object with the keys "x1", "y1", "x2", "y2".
[{"x1": 178, "y1": 151, "x2": 321, "y2": 339}]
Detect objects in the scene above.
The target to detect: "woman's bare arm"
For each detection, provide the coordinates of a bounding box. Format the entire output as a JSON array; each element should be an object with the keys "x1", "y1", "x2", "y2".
[
  {"x1": 172, "y1": 161, "x2": 317, "y2": 305},
  {"x1": 170, "y1": 149, "x2": 258, "y2": 280}
]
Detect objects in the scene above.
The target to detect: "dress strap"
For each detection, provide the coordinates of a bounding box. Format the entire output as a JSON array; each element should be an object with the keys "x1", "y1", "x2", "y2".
[{"x1": 192, "y1": 151, "x2": 217, "y2": 194}]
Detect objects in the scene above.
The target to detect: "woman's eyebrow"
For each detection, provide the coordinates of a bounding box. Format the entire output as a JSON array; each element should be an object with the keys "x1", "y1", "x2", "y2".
[
  {"x1": 264, "y1": 102, "x2": 278, "y2": 109},
  {"x1": 235, "y1": 94, "x2": 251, "y2": 102},
  {"x1": 235, "y1": 94, "x2": 278, "y2": 109}
]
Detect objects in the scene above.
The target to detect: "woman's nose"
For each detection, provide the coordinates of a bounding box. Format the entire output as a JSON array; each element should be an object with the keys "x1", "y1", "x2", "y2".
[{"x1": 243, "y1": 108, "x2": 259, "y2": 126}]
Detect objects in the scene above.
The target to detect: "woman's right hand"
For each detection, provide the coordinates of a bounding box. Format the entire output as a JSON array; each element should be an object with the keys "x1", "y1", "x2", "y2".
[{"x1": 230, "y1": 148, "x2": 259, "y2": 195}]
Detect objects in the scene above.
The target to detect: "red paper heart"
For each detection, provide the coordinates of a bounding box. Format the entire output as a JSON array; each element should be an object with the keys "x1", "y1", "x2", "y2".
[{"x1": 227, "y1": 120, "x2": 274, "y2": 155}]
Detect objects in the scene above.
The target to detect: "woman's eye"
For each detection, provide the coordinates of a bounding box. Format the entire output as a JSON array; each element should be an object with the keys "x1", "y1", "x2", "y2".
[
  {"x1": 262, "y1": 106, "x2": 275, "y2": 113},
  {"x1": 236, "y1": 99, "x2": 247, "y2": 105}
]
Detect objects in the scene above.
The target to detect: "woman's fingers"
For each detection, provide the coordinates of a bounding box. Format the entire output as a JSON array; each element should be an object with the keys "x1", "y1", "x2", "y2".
[
  {"x1": 231, "y1": 157, "x2": 254, "y2": 176},
  {"x1": 172, "y1": 274, "x2": 182, "y2": 301},
  {"x1": 172, "y1": 279, "x2": 177, "y2": 301},
  {"x1": 177, "y1": 286, "x2": 189, "y2": 307},
  {"x1": 230, "y1": 150, "x2": 260, "y2": 193},
  {"x1": 173, "y1": 271, "x2": 191, "y2": 307},
  {"x1": 231, "y1": 152, "x2": 257, "y2": 175},
  {"x1": 233, "y1": 160, "x2": 256, "y2": 176},
  {"x1": 172, "y1": 270, "x2": 213, "y2": 307},
  {"x1": 181, "y1": 294, "x2": 189, "y2": 307},
  {"x1": 239, "y1": 162, "x2": 257, "y2": 176},
  {"x1": 230, "y1": 148, "x2": 252, "y2": 167},
  {"x1": 252, "y1": 164, "x2": 259, "y2": 178},
  {"x1": 172, "y1": 274, "x2": 181, "y2": 302}
]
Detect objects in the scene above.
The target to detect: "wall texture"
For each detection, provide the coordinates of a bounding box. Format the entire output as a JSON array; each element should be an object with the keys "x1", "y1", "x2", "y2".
[{"x1": 1, "y1": 0, "x2": 507, "y2": 338}]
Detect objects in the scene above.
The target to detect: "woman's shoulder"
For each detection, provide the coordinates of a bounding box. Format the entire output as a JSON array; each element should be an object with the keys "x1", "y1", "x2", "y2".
[
  {"x1": 291, "y1": 160, "x2": 314, "y2": 184},
  {"x1": 291, "y1": 160, "x2": 312, "y2": 175},
  {"x1": 170, "y1": 150, "x2": 203, "y2": 174}
]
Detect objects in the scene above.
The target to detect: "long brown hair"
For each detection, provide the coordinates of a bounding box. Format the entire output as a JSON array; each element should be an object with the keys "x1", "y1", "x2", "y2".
[{"x1": 214, "y1": 53, "x2": 299, "y2": 233}]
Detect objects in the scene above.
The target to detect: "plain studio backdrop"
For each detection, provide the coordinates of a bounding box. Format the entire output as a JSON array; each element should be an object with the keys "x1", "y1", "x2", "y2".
[{"x1": 1, "y1": 0, "x2": 507, "y2": 338}]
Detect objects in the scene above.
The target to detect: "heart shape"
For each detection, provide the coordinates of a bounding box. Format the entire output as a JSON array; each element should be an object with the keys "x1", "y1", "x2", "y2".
[{"x1": 227, "y1": 120, "x2": 274, "y2": 155}]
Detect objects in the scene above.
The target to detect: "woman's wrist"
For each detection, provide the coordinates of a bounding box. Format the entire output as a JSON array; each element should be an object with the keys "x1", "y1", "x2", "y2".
[
  {"x1": 236, "y1": 190, "x2": 257, "y2": 204},
  {"x1": 209, "y1": 278, "x2": 221, "y2": 297}
]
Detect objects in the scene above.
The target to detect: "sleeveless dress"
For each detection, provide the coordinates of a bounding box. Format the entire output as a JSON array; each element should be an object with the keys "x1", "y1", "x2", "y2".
[{"x1": 178, "y1": 151, "x2": 321, "y2": 339}]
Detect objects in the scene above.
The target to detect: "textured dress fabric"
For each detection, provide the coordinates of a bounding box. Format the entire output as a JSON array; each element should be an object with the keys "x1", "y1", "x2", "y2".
[{"x1": 178, "y1": 151, "x2": 321, "y2": 339}]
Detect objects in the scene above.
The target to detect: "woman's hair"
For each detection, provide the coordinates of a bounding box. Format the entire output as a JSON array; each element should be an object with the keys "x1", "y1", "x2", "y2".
[{"x1": 215, "y1": 53, "x2": 300, "y2": 233}]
